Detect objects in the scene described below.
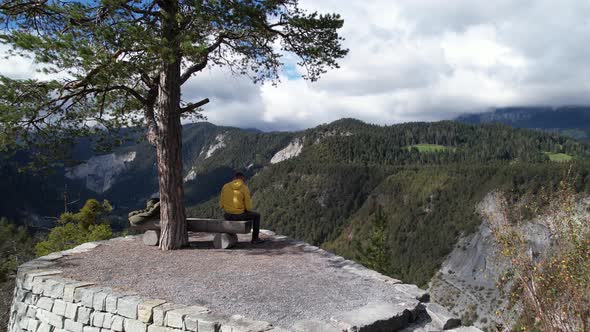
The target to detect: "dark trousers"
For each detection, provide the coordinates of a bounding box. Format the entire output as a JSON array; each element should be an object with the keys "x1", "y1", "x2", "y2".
[{"x1": 224, "y1": 211, "x2": 260, "y2": 240}]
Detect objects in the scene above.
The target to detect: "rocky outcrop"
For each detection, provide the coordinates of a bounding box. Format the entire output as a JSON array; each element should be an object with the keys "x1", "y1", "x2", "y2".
[
  {"x1": 65, "y1": 152, "x2": 136, "y2": 193},
  {"x1": 201, "y1": 134, "x2": 226, "y2": 159},
  {"x1": 429, "y1": 192, "x2": 589, "y2": 330},
  {"x1": 270, "y1": 138, "x2": 304, "y2": 164}
]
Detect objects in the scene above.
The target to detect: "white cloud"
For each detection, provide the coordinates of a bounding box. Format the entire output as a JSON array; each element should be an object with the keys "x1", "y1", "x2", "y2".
[{"x1": 3, "y1": 0, "x2": 590, "y2": 131}]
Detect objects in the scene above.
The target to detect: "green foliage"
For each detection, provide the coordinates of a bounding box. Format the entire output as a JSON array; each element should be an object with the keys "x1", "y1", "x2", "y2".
[
  {"x1": 489, "y1": 181, "x2": 590, "y2": 331},
  {"x1": 544, "y1": 152, "x2": 573, "y2": 162},
  {"x1": 35, "y1": 199, "x2": 113, "y2": 256},
  {"x1": 0, "y1": 218, "x2": 35, "y2": 282},
  {"x1": 0, "y1": 0, "x2": 348, "y2": 169},
  {"x1": 406, "y1": 144, "x2": 450, "y2": 153},
  {"x1": 357, "y1": 208, "x2": 391, "y2": 275}
]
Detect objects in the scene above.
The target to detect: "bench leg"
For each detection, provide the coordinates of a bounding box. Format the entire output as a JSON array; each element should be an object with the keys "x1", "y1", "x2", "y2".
[
  {"x1": 143, "y1": 230, "x2": 160, "y2": 246},
  {"x1": 213, "y1": 233, "x2": 238, "y2": 249}
]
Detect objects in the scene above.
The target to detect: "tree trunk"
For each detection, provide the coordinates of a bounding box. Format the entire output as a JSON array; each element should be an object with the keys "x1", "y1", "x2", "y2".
[{"x1": 156, "y1": 0, "x2": 188, "y2": 250}]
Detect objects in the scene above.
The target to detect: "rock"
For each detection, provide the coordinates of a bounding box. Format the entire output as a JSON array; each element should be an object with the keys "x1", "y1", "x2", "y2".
[
  {"x1": 293, "y1": 320, "x2": 339, "y2": 332},
  {"x1": 165, "y1": 305, "x2": 208, "y2": 328},
  {"x1": 124, "y1": 318, "x2": 148, "y2": 332},
  {"x1": 213, "y1": 233, "x2": 238, "y2": 249},
  {"x1": 393, "y1": 284, "x2": 430, "y2": 303},
  {"x1": 64, "y1": 319, "x2": 84, "y2": 332},
  {"x1": 426, "y1": 303, "x2": 461, "y2": 330},
  {"x1": 138, "y1": 299, "x2": 167, "y2": 323},
  {"x1": 63, "y1": 282, "x2": 95, "y2": 302},
  {"x1": 118, "y1": 296, "x2": 143, "y2": 319},
  {"x1": 220, "y1": 315, "x2": 273, "y2": 332},
  {"x1": 153, "y1": 303, "x2": 185, "y2": 326},
  {"x1": 52, "y1": 299, "x2": 67, "y2": 316},
  {"x1": 331, "y1": 301, "x2": 420, "y2": 332},
  {"x1": 36, "y1": 297, "x2": 54, "y2": 311},
  {"x1": 143, "y1": 231, "x2": 160, "y2": 246},
  {"x1": 184, "y1": 312, "x2": 230, "y2": 332}
]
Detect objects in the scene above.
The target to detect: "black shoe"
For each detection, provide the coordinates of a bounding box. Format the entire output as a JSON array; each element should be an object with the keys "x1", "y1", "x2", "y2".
[{"x1": 251, "y1": 238, "x2": 265, "y2": 244}]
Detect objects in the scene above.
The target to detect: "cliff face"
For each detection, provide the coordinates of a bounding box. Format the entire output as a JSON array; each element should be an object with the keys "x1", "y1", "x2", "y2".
[{"x1": 429, "y1": 192, "x2": 589, "y2": 330}]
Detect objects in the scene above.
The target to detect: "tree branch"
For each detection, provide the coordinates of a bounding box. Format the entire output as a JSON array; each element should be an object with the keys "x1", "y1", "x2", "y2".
[
  {"x1": 179, "y1": 98, "x2": 209, "y2": 114},
  {"x1": 180, "y1": 58, "x2": 208, "y2": 85}
]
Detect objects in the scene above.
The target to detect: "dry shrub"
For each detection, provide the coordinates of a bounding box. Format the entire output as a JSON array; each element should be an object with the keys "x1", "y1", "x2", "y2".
[{"x1": 486, "y1": 179, "x2": 589, "y2": 332}]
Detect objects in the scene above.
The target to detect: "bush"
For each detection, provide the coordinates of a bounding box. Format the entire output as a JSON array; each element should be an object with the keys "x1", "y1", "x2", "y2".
[
  {"x1": 35, "y1": 199, "x2": 113, "y2": 256},
  {"x1": 487, "y1": 180, "x2": 590, "y2": 331},
  {"x1": 0, "y1": 219, "x2": 35, "y2": 282}
]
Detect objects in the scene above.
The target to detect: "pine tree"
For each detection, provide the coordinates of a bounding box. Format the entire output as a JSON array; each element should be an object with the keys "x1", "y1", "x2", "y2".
[{"x1": 0, "y1": 0, "x2": 348, "y2": 249}]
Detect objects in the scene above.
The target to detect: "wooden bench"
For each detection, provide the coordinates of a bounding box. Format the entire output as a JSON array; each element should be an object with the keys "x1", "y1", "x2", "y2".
[{"x1": 141, "y1": 218, "x2": 252, "y2": 249}]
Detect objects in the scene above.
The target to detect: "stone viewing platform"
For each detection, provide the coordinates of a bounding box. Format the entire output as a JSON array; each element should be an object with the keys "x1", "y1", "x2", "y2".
[{"x1": 8, "y1": 231, "x2": 481, "y2": 331}]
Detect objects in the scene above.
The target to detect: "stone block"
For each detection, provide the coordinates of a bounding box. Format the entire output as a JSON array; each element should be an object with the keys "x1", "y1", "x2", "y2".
[
  {"x1": 184, "y1": 312, "x2": 230, "y2": 332},
  {"x1": 142, "y1": 230, "x2": 160, "y2": 246},
  {"x1": 44, "y1": 278, "x2": 73, "y2": 299},
  {"x1": 102, "y1": 312, "x2": 114, "y2": 328},
  {"x1": 64, "y1": 282, "x2": 95, "y2": 302},
  {"x1": 106, "y1": 291, "x2": 138, "y2": 314},
  {"x1": 219, "y1": 315, "x2": 273, "y2": 332},
  {"x1": 83, "y1": 327, "x2": 101, "y2": 332},
  {"x1": 36, "y1": 308, "x2": 64, "y2": 328},
  {"x1": 16, "y1": 288, "x2": 29, "y2": 302},
  {"x1": 153, "y1": 304, "x2": 185, "y2": 326},
  {"x1": 19, "y1": 317, "x2": 32, "y2": 330},
  {"x1": 24, "y1": 292, "x2": 40, "y2": 305},
  {"x1": 65, "y1": 319, "x2": 85, "y2": 332},
  {"x1": 425, "y1": 303, "x2": 461, "y2": 330},
  {"x1": 65, "y1": 302, "x2": 80, "y2": 320},
  {"x1": 138, "y1": 299, "x2": 167, "y2": 323},
  {"x1": 147, "y1": 326, "x2": 182, "y2": 332},
  {"x1": 213, "y1": 233, "x2": 238, "y2": 249},
  {"x1": 77, "y1": 306, "x2": 93, "y2": 325},
  {"x1": 110, "y1": 316, "x2": 124, "y2": 331},
  {"x1": 78, "y1": 287, "x2": 104, "y2": 308},
  {"x1": 52, "y1": 299, "x2": 67, "y2": 316},
  {"x1": 36, "y1": 297, "x2": 55, "y2": 311},
  {"x1": 117, "y1": 296, "x2": 142, "y2": 319},
  {"x1": 25, "y1": 305, "x2": 37, "y2": 318},
  {"x1": 123, "y1": 318, "x2": 147, "y2": 332},
  {"x1": 93, "y1": 290, "x2": 111, "y2": 311},
  {"x1": 26, "y1": 318, "x2": 40, "y2": 332},
  {"x1": 37, "y1": 323, "x2": 52, "y2": 332},
  {"x1": 22, "y1": 270, "x2": 62, "y2": 291},
  {"x1": 293, "y1": 320, "x2": 339, "y2": 332},
  {"x1": 165, "y1": 306, "x2": 208, "y2": 329},
  {"x1": 92, "y1": 311, "x2": 105, "y2": 327}
]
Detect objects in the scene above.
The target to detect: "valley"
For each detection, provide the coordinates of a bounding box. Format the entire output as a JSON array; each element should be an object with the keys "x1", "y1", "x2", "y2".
[{"x1": 2, "y1": 118, "x2": 590, "y2": 330}]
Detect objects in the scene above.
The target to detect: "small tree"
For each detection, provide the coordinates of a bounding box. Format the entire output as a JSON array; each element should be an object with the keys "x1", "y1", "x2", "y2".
[
  {"x1": 0, "y1": 0, "x2": 348, "y2": 249},
  {"x1": 486, "y1": 181, "x2": 590, "y2": 332},
  {"x1": 359, "y1": 208, "x2": 391, "y2": 275},
  {"x1": 35, "y1": 198, "x2": 113, "y2": 256}
]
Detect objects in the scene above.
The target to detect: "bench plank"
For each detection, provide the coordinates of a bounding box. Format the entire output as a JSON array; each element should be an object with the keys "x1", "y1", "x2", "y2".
[{"x1": 187, "y1": 218, "x2": 252, "y2": 234}]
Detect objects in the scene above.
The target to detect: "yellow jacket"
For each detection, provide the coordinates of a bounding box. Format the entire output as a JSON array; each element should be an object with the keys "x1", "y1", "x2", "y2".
[{"x1": 219, "y1": 179, "x2": 252, "y2": 214}]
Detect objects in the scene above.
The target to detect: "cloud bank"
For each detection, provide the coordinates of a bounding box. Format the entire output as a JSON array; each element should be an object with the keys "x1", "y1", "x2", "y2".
[{"x1": 3, "y1": 0, "x2": 590, "y2": 131}]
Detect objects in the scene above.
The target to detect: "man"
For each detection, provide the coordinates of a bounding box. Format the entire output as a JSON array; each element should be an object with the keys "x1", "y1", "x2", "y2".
[{"x1": 219, "y1": 172, "x2": 264, "y2": 244}]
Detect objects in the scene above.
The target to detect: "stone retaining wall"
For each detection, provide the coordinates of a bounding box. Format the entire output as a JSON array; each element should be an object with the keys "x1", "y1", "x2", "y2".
[{"x1": 8, "y1": 236, "x2": 285, "y2": 332}]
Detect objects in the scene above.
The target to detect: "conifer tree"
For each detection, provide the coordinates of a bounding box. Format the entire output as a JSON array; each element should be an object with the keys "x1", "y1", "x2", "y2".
[{"x1": 0, "y1": 0, "x2": 348, "y2": 249}]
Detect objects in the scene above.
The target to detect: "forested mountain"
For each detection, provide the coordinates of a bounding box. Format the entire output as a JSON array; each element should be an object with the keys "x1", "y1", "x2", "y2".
[
  {"x1": 2, "y1": 118, "x2": 590, "y2": 283},
  {"x1": 2, "y1": 117, "x2": 590, "y2": 330},
  {"x1": 457, "y1": 106, "x2": 590, "y2": 141}
]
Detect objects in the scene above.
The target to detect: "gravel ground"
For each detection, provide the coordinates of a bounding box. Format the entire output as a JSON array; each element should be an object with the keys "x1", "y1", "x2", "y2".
[{"x1": 57, "y1": 233, "x2": 409, "y2": 329}]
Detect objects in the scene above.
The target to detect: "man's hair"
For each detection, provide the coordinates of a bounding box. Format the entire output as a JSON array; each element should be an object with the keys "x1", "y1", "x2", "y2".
[{"x1": 234, "y1": 171, "x2": 245, "y2": 179}]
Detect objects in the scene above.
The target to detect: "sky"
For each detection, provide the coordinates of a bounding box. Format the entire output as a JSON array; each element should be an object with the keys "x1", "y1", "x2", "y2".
[{"x1": 3, "y1": 0, "x2": 590, "y2": 131}]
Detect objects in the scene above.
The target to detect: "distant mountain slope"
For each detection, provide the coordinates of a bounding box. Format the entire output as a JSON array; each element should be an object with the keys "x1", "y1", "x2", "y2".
[{"x1": 456, "y1": 106, "x2": 590, "y2": 140}]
